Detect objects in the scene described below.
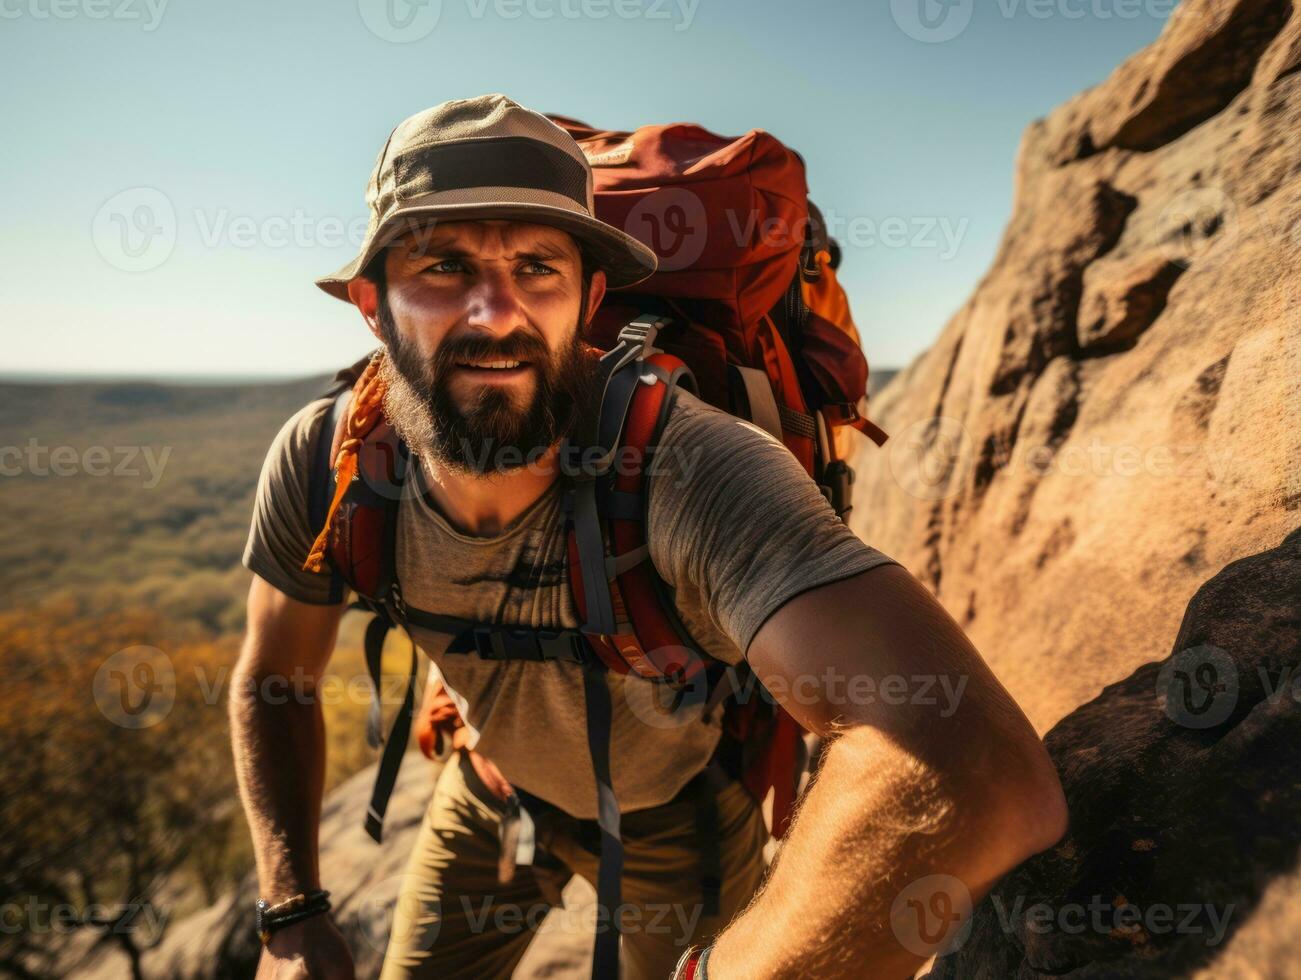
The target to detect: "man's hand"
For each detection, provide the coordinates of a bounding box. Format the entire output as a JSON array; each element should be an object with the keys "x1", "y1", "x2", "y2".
[
  {"x1": 415, "y1": 677, "x2": 514, "y2": 801},
  {"x1": 255, "y1": 915, "x2": 356, "y2": 980},
  {"x1": 709, "y1": 563, "x2": 1068, "y2": 979},
  {"x1": 465, "y1": 747, "x2": 514, "y2": 802}
]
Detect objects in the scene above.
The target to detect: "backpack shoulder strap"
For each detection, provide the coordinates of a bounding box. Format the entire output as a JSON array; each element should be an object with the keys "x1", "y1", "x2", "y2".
[
  {"x1": 564, "y1": 314, "x2": 711, "y2": 686},
  {"x1": 308, "y1": 388, "x2": 354, "y2": 605},
  {"x1": 301, "y1": 351, "x2": 416, "y2": 845},
  {"x1": 566, "y1": 317, "x2": 814, "y2": 842}
]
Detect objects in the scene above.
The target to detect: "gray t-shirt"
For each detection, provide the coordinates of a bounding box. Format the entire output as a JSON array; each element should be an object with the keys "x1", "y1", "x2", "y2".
[{"x1": 243, "y1": 387, "x2": 896, "y2": 818}]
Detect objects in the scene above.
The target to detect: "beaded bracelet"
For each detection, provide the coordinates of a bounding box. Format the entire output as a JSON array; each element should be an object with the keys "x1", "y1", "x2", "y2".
[{"x1": 254, "y1": 889, "x2": 332, "y2": 945}]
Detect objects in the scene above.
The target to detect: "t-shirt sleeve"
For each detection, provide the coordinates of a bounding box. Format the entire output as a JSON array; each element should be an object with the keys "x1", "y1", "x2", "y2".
[
  {"x1": 646, "y1": 390, "x2": 898, "y2": 659},
  {"x1": 241, "y1": 397, "x2": 343, "y2": 605}
]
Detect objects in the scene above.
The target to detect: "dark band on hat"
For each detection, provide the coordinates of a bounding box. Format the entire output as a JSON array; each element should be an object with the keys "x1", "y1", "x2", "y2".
[{"x1": 392, "y1": 136, "x2": 589, "y2": 210}]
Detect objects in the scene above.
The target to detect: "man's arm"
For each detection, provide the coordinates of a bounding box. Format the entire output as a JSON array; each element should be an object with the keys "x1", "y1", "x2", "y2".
[
  {"x1": 708, "y1": 563, "x2": 1068, "y2": 979},
  {"x1": 229, "y1": 574, "x2": 354, "y2": 978}
]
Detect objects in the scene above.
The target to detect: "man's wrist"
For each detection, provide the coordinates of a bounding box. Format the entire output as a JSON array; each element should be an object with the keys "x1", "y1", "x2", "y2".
[{"x1": 255, "y1": 889, "x2": 332, "y2": 945}]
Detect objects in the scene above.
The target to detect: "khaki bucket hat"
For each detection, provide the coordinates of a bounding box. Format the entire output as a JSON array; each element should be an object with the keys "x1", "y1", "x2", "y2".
[{"x1": 317, "y1": 93, "x2": 658, "y2": 301}]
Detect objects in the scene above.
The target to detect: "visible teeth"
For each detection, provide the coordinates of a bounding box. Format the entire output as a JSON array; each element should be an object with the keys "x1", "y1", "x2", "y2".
[{"x1": 460, "y1": 359, "x2": 522, "y2": 370}]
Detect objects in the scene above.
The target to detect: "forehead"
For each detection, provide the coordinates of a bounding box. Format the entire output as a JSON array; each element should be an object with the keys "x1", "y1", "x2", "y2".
[{"x1": 386, "y1": 219, "x2": 580, "y2": 263}]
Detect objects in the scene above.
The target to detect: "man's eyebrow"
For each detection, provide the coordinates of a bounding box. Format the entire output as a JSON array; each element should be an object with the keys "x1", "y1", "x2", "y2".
[
  {"x1": 515, "y1": 246, "x2": 573, "y2": 263},
  {"x1": 390, "y1": 240, "x2": 467, "y2": 260},
  {"x1": 394, "y1": 241, "x2": 574, "y2": 263}
]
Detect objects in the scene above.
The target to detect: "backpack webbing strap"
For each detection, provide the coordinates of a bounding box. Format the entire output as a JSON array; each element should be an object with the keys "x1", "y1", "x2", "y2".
[
  {"x1": 582, "y1": 664, "x2": 623, "y2": 980},
  {"x1": 564, "y1": 325, "x2": 655, "y2": 637},
  {"x1": 729, "y1": 364, "x2": 784, "y2": 442},
  {"x1": 363, "y1": 611, "x2": 392, "y2": 749},
  {"x1": 564, "y1": 320, "x2": 663, "y2": 638},
  {"x1": 689, "y1": 768, "x2": 723, "y2": 919},
  {"x1": 363, "y1": 613, "x2": 420, "y2": 844},
  {"x1": 571, "y1": 476, "x2": 618, "y2": 636}
]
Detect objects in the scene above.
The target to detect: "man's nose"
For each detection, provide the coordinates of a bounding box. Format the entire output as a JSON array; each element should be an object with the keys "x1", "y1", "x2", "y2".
[{"x1": 464, "y1": 267, "x2": 528, "y2": 337}]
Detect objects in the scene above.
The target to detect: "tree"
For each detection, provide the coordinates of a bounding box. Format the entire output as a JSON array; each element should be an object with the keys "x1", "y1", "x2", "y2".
[{"x1": 0, "y1": 602, "x2": 238, "y2": 979}]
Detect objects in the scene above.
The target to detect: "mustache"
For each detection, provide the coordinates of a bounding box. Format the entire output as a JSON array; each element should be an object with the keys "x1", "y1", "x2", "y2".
[{"x1": 434, "y1": 331, "x2": 551, "y2": 369}]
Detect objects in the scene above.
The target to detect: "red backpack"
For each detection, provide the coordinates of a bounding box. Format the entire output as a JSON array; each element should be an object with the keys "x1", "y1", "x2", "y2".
[{"x1": 302, "y1": 118, "x2": 886, "y2": 978}]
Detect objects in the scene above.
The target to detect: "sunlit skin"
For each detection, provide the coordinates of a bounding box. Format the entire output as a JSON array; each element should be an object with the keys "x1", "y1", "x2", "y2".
[{"x1": 347, "y1": 220, "x2": 607, "y2": 537}]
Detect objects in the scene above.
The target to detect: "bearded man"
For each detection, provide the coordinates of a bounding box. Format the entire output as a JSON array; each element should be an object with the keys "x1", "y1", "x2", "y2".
[{"x1": 231, "y1": 94, "x2": 1066, "y2": 980}]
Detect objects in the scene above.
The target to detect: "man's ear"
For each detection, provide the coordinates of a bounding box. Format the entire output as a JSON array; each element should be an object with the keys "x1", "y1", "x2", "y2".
[
  {"x1": 347, "y1": 276, "x2": 382, "y2": 342},
  {"x1": 584, "y1": 269, "x2": 607, "y2": 327}
]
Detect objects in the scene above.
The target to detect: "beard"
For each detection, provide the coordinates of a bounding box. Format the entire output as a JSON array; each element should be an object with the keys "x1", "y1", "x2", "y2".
[{"x1": 375, "y1": 291, "x2": 603, "y2": 476}]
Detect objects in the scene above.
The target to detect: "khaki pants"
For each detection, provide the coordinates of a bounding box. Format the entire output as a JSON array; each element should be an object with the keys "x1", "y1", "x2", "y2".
[{"x1": 379, "y1": 751, "x2": 769, "y2": 979}]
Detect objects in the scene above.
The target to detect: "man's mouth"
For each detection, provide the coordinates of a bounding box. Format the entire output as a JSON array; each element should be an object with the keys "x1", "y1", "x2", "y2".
[{"x1": 452, "y1": 358, "x2": 534, "y2": 381}]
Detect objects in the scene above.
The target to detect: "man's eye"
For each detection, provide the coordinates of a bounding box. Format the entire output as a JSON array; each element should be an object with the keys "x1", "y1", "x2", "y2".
[
  {"x1": 425, "y1": 259, "x2": 465, "y2": 274},
  {"x1": 523, "y1": 261, "x2": 557, "y2": 276}
]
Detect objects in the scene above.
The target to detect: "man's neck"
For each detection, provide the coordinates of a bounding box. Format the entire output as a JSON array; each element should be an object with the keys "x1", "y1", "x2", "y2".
[{"x1": 418, "y1": 443, "x2": 562, "y2": 537}]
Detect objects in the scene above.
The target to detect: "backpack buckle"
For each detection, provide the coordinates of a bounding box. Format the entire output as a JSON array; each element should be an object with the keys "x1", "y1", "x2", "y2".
[
  {"x1": 469, "y1": 626, "x2": 593, "y2": 665},
  {"x1": 617, "y1": 314, "x2": 672, "y2": 356},
  {"x1": 472, "y1": 627, "x2": 535, "y2": 661}
]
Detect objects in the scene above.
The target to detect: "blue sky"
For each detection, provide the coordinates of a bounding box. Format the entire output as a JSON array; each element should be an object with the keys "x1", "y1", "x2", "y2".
[{"x1": 2, "y1": 0, "x2": 1172, "y2": 379}]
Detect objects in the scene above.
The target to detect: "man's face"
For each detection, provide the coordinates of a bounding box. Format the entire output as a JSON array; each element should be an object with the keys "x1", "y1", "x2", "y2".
[{"x1": 358, "y1": 220, "x2": 607, "y2": 474}]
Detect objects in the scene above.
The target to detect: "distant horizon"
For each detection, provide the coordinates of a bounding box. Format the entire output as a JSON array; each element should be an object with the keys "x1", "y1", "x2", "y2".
[{"x1": 0, "y1": 370, "x2": 322, "y2": 386}]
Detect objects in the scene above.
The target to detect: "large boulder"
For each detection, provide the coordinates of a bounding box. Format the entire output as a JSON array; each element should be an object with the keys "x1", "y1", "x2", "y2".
[{"x1": 925, "y1": 528, "x2": 1301, "y2": 978}]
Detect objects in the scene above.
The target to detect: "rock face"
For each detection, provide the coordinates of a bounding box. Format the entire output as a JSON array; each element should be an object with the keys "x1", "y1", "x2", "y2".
[
  {"x1": 847, "y1": 0, "x2": 1301, "y2": 974},
  {"x1": 925, "y1": 528, "x2": 1301, "y2": 978},
  {"x1": 850, "y1": 0, "x2": 1300, "y2": 738}
]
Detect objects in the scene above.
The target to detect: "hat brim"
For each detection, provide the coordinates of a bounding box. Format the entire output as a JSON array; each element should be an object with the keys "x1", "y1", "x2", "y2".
[{"x1": 316, "y1": 201, "x2": 658, "y2": 302}]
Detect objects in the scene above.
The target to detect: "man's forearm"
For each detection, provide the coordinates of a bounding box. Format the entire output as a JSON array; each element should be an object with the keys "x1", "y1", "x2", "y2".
[
  {"x1": 230, "y1": 665, "x2": 327, "y2": 902},
  {"x1": 709, "y1": 724, "x2": 1053, "y2": 979}
]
